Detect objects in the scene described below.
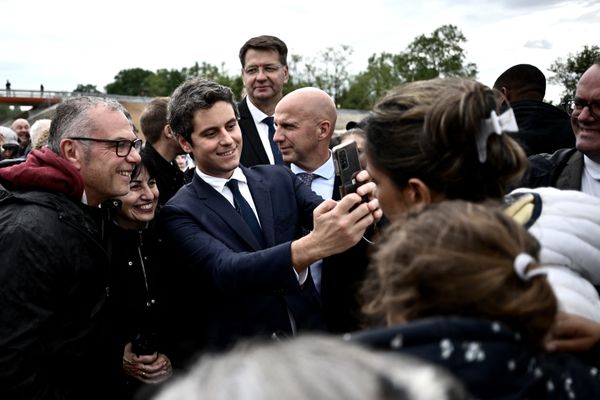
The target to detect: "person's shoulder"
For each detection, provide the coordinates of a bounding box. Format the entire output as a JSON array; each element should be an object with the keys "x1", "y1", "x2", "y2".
[{"x1": 245, "y1": 164, "x2": 294, "y2": 181}]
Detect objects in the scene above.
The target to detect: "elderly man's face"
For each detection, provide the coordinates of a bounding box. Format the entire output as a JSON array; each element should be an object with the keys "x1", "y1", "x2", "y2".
[
  {"x1": 572, "y1": 64, "x2": 600, "y2": 162},
  {"x1": 11, "y1": 119, "x2": 30, "y2": 148}
]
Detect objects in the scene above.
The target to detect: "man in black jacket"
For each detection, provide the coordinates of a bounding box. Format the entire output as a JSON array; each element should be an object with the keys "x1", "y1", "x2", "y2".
[
  {"x1": 494, "y1": 64, "x2": 574, "y2": 156},
  {"x1": 139, "y1": 97, "x2": 185, "y2": 206},
  {"x1": 0, "y1": 96, "x2": 142, "y2": 400}
]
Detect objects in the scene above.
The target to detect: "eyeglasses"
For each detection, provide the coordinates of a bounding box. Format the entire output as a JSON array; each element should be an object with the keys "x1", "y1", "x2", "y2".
[
  {"x1": 567, "y1": 98, "x2": 600, "y2": 121},
  {"x1": 70, "y1": 137, "x2": 143, "y2": 157},
  {"x1": 243, "y1": 64, "x2": 283, "y2": 76}
]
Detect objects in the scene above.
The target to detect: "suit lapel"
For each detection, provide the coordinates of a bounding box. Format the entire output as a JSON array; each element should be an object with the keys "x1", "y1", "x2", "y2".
[
  {"x1": 239, "y1": 98, "x2": 270, "y2": 166},
  {"x1": 191, "y1": 174, "x2": 262, "y2": 250}
]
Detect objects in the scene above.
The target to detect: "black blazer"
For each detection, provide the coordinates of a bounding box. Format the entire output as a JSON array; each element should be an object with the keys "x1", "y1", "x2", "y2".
[
  {"x1": 158, "y1": 165, "x2": 323, "y2": 366},
  {"x1": 238, "y1": 97, "x2": 271, "y2": 167}
]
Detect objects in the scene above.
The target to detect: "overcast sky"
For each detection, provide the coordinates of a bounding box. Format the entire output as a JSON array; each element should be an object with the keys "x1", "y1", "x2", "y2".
[{"x1": 1, "y1": 0, "x2": 598, "y2": 104}]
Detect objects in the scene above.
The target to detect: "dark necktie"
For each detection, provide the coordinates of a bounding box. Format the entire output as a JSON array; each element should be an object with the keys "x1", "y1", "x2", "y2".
[
  {"x1": 296, "y1": 172, "x2": 314, "y2": 188},
  {"x1": 226, "y1": 179, "x2": 266, "y2": 247},
  {"x1": 262, "y1": 116, "x2": 284, "y2": 165}
]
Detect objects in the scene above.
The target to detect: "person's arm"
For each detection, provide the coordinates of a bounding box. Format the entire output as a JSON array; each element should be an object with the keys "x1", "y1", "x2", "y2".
[
  {"x1": 291, "y1": 171, "x2": 381, "y2": 272},
  {"x1": 545, "y1": 312, "x2": 600, "y2": 352}
]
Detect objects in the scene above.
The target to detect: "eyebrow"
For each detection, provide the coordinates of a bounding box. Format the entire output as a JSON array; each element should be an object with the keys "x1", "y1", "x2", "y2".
[{"x1": 199, "y1": 117, "x2": 238, "y2": 135}]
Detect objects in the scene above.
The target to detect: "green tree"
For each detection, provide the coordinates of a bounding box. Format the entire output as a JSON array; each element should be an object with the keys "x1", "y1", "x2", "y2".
[
  {"x1": 285, "y1": 46, "x2": 354, "y2": 105},
  {"x1": 144, "y1": 68, "x2": 186, "y2": 96},
  {"x1": 182, "y1": 62, "x2": 244, "y2": 99},
  {"x1": 73, "y1": 84, "x2": 101, "y2": 94},
  {"x1": 549, "y1": 45, "x2": 600, "y2": 107},
  {"x1": 105, "y1": 68, "x2": 155, "y2": 96},
  {"x1": 341, "y1": 24, "x2": 477, "y2": 109}
]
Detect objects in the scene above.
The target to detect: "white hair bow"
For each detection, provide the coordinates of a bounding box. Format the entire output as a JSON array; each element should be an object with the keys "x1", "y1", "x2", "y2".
[
  {"x1": 513, "y1": 252, "x2": 547, "y2": 281},
  {"x1": 476, "y1": 108, "x2": 519, "y2": 163}
]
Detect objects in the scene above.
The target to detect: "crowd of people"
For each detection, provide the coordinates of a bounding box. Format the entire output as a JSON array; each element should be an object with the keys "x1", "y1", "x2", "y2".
[{"x1": 1, "y1": 34, "x2": 600, "y2": 400}]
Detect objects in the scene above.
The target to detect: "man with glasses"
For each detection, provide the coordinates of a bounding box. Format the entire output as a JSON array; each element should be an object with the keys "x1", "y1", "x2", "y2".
[
  {"x1": 0, "y1": 96, "x2": 141, "y2": 399},
  {"x1": 237, "y1": 35, "x2": 289, "y2": 167},
  {"x1": 521, "y1": 59, "x2": 600, "y2": 197}
]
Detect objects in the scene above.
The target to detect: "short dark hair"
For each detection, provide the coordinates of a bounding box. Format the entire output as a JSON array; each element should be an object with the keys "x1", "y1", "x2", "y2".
[
  {"x1": 493, "y1": 64, "x2": 546, "y2": 98},
  {"x1": 239, "y1": 35, "x2": 288, "y2": 68},
  {"x1": 140, "y1": 97, "x2": 169, "y2": 145},
  {"x1": 167, "y1": 78, "x2": 239, "y2": 143}
]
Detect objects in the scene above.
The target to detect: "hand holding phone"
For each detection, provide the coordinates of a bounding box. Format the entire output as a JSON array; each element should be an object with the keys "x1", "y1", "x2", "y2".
[{"x1": 332, "y1": 140, "x2": 364, "y2": 199}]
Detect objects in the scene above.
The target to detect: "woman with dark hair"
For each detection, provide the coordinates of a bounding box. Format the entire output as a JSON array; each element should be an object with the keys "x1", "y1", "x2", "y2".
[{"x1": 107, "y1": 158, "x2": 172, "y2": 399}]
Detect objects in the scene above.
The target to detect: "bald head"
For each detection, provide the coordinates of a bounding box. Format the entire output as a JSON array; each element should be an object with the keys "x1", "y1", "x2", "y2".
[
  {"x1": 274, "y1": 87, "x2": 337, "y2": 171},
  {"x1": 11, "y1": 118, "x2": 30, "y2": 149}
]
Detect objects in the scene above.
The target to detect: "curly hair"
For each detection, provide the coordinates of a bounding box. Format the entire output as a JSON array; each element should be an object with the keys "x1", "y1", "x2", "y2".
[{"x1": 362, "y1": 200, "x2": 557, "y2": 348}]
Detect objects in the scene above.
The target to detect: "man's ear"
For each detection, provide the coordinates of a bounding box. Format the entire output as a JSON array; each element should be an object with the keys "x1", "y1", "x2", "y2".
[
  {"x1": 406, "y1": 178, "x2": 434, "y2": 208},
  {"x1": 59, "y1": 139, "x2": 83, "y2": 170},
  {"x1": 317, "y1": 120, "x2": 332, "y2": 141},
  {"x1": 178, "y1": 136, "x2": 193, "y2": 154},
  {"x1": 163, "y1": 124, "x2": 175, "y2": 140}
]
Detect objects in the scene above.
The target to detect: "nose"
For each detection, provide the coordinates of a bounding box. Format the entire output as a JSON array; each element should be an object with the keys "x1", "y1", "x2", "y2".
[
  {"x1": 220, "y1": 129, "x2": 235, "y2": 145},
  {"x1": 273, "y1": 127, "x2": 284, "y2": 143},
  {"x1": 127, "y1": 146, "x2": 142, "y2": 164},
  {"x1": 140, "y1": 184, "x2": 155, "y2": 200}
]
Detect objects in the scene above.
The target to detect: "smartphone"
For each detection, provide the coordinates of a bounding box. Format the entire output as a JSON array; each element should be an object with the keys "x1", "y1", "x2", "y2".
[{"x1": 332, "y1": 140, "x2": 363, "y2": 198}]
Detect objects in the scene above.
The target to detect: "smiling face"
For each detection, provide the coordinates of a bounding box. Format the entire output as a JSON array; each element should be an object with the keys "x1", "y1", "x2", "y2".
[
  {"x1": 73, "y1": 106, "x2": 141, "y2": 206},
  {"x1": 115, "y1": 164, "x2": 159, "y2": 230},
  {"x1": 573, "y1": 64, "x2": 600, "y2": 162},
  {"x1": 178, "y1": 101, "x2": 242, "y2": 179},
  {"x1": 242, "y1": 48, "x2": 288, "y2": 106},
  {"x1": 11, "y1": 118, "x2": 30, "y2": 147}
]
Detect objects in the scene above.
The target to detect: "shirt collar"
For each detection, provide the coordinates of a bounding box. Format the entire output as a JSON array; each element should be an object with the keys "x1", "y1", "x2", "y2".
[
  {"x1": 290, "y1": 151, "x2": 335, "y2": 180},
  {"x1": 246, "y1": 98, "x2": 269, "y2": 123},
  {"x1": 195, "y1": 167, "x2": 248, "y2": 192},
  {"x1": 584, "y1": 155, "x2": 600, "y2": 180}
]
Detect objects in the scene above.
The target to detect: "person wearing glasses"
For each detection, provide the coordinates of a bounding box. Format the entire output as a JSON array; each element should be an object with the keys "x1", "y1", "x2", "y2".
[
  {"x1": 493, "y1": 63, "x2": 574, "y2": 156},
  {"x1": 522, "y1": 59, "x2": 600, "y2": 196},
  {"x1": 0, "y1": 96, "x2": 142, "y2": 400},
  {"x1": 237, "y1": 35, "x2": 289, "y2": 167}
]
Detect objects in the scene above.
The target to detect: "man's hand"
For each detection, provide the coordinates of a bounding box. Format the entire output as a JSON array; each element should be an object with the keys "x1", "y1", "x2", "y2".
[
  {"x1": 291, "y1": 170, "x2": 381, "y2": 272},
  {"x1": 544, "y1": 312, "x2": 600, "y2": 352}
]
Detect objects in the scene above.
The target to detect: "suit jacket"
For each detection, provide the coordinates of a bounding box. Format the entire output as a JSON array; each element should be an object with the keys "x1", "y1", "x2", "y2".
[
  {"x1": 320, "y1": 176, "x2": 371, "y2": 333},
  {"x1": 238, "y1": 97, "x2": 271, "y2": 167},
  {"x1": 158, "y1": 165, "x2": 323, "y2": 366}
]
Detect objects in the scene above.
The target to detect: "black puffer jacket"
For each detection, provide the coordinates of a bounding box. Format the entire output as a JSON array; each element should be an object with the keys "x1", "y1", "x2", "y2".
[{"x1": 0, "y1": 150, "x2": 118, "y2": 400}]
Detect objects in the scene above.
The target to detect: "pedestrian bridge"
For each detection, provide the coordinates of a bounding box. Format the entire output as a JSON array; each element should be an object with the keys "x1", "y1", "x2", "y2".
[{"x1": 1, "y1": 89, "x2": 66, "y2": 106}]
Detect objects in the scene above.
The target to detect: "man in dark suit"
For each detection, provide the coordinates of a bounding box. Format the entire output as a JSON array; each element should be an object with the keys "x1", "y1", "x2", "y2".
[
  {"x1": 274, "y1": 87, "x2": 372, "y2": 333},
  {"x1": 158, "y1": 78, "x2": 380, "y2": 367},
  {"x1": 237, "y1": 35, "x2": 288, "y2": 167}
]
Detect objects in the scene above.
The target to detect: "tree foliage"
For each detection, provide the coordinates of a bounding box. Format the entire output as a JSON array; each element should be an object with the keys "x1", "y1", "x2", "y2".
[
  {"x1": 73, "y1": 84, "x2": 101, "y2": 94},
  {"x1": 100, "y1": 24, "x2": 477, "y2": 109},
  {"x1": 105, "y1": 68, "x2": 155, "y2": 96},
  {"x1": 549, "y1": 45, "x2": 600, "y2": 107},
  {"x1": 340, "y1": 24, "x2": 477, "y2": 109}
]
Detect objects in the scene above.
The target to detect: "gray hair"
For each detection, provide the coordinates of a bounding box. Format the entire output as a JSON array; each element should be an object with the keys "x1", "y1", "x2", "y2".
[
  {"x1": 153, "y1": 335, "x2": 466, "y2": 400},
  {"x1": 47, "y1": 96, "x2": 127, "y2": 154}
]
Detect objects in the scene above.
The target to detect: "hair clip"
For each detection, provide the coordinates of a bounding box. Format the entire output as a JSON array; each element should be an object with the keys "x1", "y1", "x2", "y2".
[
  {"x1": 476, "y1": 108, "x2": 519, "y2": 163},
  {"x1": 513, "y1": 252, "x2": 547, "y2": 281}
]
